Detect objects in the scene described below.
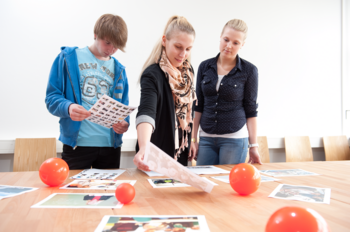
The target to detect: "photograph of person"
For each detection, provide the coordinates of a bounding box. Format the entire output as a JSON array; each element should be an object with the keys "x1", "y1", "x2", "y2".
[
  {"x1": 100, "y1": 216, "x2": 201, "y2": 232},
  {"x1": 269, "y1": 184, "x2": 331, "y2": 204}
]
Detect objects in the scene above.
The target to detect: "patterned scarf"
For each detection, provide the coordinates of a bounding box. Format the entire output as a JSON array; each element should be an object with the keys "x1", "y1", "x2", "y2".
[{"x1": 157, "y1": 50, "x2": 197, "y2": 157}]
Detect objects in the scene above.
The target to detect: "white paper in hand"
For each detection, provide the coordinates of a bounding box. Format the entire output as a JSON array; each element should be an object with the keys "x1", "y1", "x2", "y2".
[
  {"x1": 86, "y1": 94, "x2": 136, "y2": 128},
  {"x1": 143, "y1": 142, "x2": 214, "y2": 193}
]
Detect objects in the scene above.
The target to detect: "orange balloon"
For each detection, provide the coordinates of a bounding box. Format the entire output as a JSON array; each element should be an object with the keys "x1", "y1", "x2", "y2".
[
  {"x1": 229, "y1": 163, "x2": 261, "y2": 195},
  {"x1": 39, "y1": 158, "x2": 69, "y2": 187},
  {"x1": 265, "y1": 206, "x2": 330, "y2": 232},
  {"x1": 115, "y1": 183, "x2": 135, "y2": 204}
]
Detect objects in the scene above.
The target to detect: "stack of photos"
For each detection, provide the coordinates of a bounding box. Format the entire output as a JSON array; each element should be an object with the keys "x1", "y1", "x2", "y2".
[
  {"x1": 60, "y1": 180, "x2": 136, "y2": 190},
  {"x1": 260, "y1": 169, "x2": 319, "y2": 177},
  {"x1": 31, "y1": 193, "x2": 123, "y2": 209},
  {"x1": 186, "y1": 166, "x2": 230, "y2": 175},
  {"x1": 94, "y1": 215, "x2": 210, "y2": 232},
  {"x1": 147, "y1": 178, "x2": 217, "y2": 188},
  {"x1": 70, "y1": 169, "x2": 125, "y2": 180},
  {"x1": 269, "y1": 184, "x2": 331, "y2": 204},
  {"x1": 0, "y1": 185, "x2": 38, "y2": 200},
  {"x1": 210, "y1": 175, "x2": 279, "y2": 184},
  {"x1": 87, "y1": 94, "x2": 137, "y2": 128}
]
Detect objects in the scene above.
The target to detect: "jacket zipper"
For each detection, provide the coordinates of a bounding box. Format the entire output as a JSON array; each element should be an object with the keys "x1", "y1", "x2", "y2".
[
  {"x1": 64, "y1": 58, "x2": 80, "y2": 150},
  {"x1": 113, "y1": 69, "x2": 124, "y2": 148}
]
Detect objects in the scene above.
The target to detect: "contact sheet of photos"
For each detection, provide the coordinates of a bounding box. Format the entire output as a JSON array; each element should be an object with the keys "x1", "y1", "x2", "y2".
[{"x1": 87, "y1": 94, "x2": 136, "y2": 128}]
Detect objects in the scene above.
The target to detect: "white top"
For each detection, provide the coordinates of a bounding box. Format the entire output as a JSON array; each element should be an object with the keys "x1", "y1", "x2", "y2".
[
  {"x1": 199, "y1": 74, "x2": 249, "y2": 139},
  {"x1": 216, "y1": 75, "x2": 225, "y2": 91}
]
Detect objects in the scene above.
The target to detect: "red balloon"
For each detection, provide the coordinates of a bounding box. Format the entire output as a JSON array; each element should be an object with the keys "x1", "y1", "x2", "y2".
[
  {"x1": 229, "y1": 163, "x2": 261, "y2": 195},
  {"x1": 115, "y1": 183, "x2": 135, "y2": 204},
  {"x1": 266, "y1": 206, "x2": 330, "y2": 232},
  {"x1": 39, "y1": 158, "x2": 69, "y2": 187}
]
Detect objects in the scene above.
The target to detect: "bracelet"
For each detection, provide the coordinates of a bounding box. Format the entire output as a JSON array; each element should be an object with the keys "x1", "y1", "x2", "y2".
[
  {"x1": 248, "y1": 143, "x2": 259, "y2": 148},
  {"x1": 191, "y1": 138, "x2": 196, "y2": 143}
]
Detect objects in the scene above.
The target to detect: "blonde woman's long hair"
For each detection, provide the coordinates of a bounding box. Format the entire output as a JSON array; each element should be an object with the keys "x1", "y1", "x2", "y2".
[
  {"x1": 138, "y1": 15, "x2": 195, "y2": 83},
  {"x1": 222, "y1": 19, "x2": 248, "y2": 40}
]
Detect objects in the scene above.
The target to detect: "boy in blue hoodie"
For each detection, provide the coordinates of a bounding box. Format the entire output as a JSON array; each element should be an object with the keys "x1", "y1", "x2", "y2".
[{"x1": 45, "y1": 14, "x2": 130, "y2": 170}]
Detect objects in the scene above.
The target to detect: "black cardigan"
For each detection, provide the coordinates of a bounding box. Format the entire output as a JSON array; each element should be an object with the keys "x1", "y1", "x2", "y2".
[{"x1": 135, "y1": 64, "x2": 192, "y2": 164}]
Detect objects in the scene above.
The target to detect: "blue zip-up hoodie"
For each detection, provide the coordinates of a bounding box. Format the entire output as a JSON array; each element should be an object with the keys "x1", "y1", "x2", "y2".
[{"x1": 45, "y1": 46, "x2": 130, "y2": 148}]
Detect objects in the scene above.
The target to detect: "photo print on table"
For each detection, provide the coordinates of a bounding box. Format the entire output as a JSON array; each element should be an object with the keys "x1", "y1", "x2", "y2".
[
  {"x1": 70, "y1": 169, "x2": 125, "y2": 180},
  {"x1": 60, "y1": 180, "x2": 136, "y2": 190},
  {"x1": 260, "y1": 169, "x2": 319, "y2": 177},
  {"x1": 268, "y1": 184, "x2": 331, "y2": 204},
  {"x1": 0, "y1": 185, "x2": 38, "y2": 200},
  {"x1": 31, "y1": 193, "x2": 123, "y2": 209},
  {"x1": 94, "y1": 215, "x2": 210, "y2": 232}
]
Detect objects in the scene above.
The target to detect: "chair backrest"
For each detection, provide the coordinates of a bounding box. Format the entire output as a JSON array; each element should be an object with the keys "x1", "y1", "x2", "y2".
[
  {"x1": 323, "y1": 136, "x2": 350, "y2": 161},
  {"x1": 284, "y1": 136, "x2": 313, "y2": 162},
  {"x1": 245, "y1": 136, "x2": 270, "y2": 163},
  {"x1": 257, "y1": 136, "x2": 270, "y2": 163},
  {"x1": 14, "y1": 138, "x2": 57, "y2": 171}
]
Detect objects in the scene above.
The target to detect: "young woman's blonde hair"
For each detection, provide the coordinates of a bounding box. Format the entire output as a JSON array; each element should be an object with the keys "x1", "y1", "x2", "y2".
[
  {"x1": 138, "y1": 15, "x2": 195, "y2": 83},
  {"x1": 221, "y1": 19, "x2": 248, "y2": 40}
]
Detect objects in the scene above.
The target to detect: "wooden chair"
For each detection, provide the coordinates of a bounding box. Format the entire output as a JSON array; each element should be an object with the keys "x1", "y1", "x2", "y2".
[
  {"x1": 323, "y1": 136, "x2": 350, "y2": 161},
  {"x1": 13, "y1": 138, "x2": 57, "y2": 171},
  {"x1": 284, "y1": 136, "x2": 313, "y2": 162},
  {"x1": 245, "y1": 136, "x2": 270, "y2": 163}
]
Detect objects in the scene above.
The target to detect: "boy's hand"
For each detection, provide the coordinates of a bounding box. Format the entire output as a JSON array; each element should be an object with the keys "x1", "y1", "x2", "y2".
[
  {"x1": 112, "y1": 120, "x2": 129, "y2": 134},
  {"x1": 69, "y1": 104, "x2": 91, "y2": 121}
]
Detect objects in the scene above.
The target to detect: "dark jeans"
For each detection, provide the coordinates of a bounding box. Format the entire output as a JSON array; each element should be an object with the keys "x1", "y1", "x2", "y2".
[{"x1": 62, "y1": 145, "x2": 121, "y2": 170}]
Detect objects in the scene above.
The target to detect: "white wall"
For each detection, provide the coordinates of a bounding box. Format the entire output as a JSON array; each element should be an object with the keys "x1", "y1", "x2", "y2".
[{"x1": 0, "y1": 0, "x2": 342, "y2": 141}]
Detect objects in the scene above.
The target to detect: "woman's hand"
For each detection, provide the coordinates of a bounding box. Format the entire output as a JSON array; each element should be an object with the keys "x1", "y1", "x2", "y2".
[
  {"x1": 112, "y1": 120, "x2": 129, "y2": 134},
  {"x1": 188, "y1": 141, "x2": 198, "y2": 161},
  {"x1": 248, "y1": 147, "x2": 263, "y2": 165},
  {"x1": 133, "y1": 148, "x2": 151, "y2": 171}
]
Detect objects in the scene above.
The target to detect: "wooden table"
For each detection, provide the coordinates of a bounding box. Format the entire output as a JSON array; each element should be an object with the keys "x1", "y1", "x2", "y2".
[{"x1": 0, "y1": 161, "x2": 350, "y2": 232}]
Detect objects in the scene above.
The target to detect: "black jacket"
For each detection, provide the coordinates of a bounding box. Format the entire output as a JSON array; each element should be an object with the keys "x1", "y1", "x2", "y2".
[
  {"x1": 194, "y1": 54, "x2": 258, "y2": 134},
  {"x1": 136, "y1": 64, "x2": 192, "y2": 165}
]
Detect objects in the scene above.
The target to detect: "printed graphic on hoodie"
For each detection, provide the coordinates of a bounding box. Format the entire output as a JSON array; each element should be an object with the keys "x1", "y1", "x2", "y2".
[{"x1": 76, "y1": 46, "x2": 115, "y2": 109}]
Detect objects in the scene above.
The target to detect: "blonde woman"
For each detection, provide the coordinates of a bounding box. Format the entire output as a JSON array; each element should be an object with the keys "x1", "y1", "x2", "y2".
[
  {"x1": 191, "y1": 19, "x2": 262, "y2": 165},
  {"x1": 133, "y1": 16, "x2": 197, "y2": 171}
]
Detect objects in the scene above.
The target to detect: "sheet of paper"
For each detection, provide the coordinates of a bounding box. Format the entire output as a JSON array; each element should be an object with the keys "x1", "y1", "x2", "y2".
[
  {"x1": 31, "y1": 193, "x2": 123, "y2": 209},
  {"x1": 70, "y1": 169, "x2": 125, "y2": 180},
  {"x1": 211, "y1": 175, "x2": 279, "y2": 184},
  {"x1": 187, "y1": 165, "x2": 230, "y2": 175},
  {"x1": 268, "y1": 184, "x2": 331, "y2": 204},
  {"x1": 86, "y1": 94, "x2": 137, "y2": 128},
  {"x1": 142, "y1": 170, "x2": 166, "y2": 177},
  {"x1": 143, "y1": 142, "x2": 214, "y2": 193},
  {"x1": 60, "y1": 180, "x2": 136, "y2": 190},
  {"x1": 260, "y1": 169, "x2": 319, "y2": 177},
  {"x1": 0, "y1": 185, "x2": 38, "y2": 200},
  {"x1": 147, "y1": 177, "x2": 217, "y2": 188},
  {"x1": 94, "y1": 215, "x2": 211, "y2": 232}
]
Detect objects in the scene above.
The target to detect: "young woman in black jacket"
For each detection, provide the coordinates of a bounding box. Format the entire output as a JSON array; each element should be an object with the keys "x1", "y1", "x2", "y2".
[
  {"x1": 133, "y1": 16, "x2": 197, "y2": 171},
  {"x1": 191, "y1": 19, "x2": 262, "y2": 165}
]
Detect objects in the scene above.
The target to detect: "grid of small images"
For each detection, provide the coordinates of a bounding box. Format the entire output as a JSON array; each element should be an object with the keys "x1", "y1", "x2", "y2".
[{"x1": 87, "y1": 94, "x2": 136, "y2": 128}]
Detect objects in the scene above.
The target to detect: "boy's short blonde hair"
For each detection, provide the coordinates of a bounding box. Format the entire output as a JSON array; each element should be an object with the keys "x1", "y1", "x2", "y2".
[{"x1": 94, "y1": 14, "x2": 128, "y2": 52}]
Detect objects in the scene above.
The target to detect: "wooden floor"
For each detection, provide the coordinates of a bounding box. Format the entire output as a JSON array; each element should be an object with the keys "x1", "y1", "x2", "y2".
[{"x1": 0, "y1": 161, "x2": 349, "y2": 232}]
